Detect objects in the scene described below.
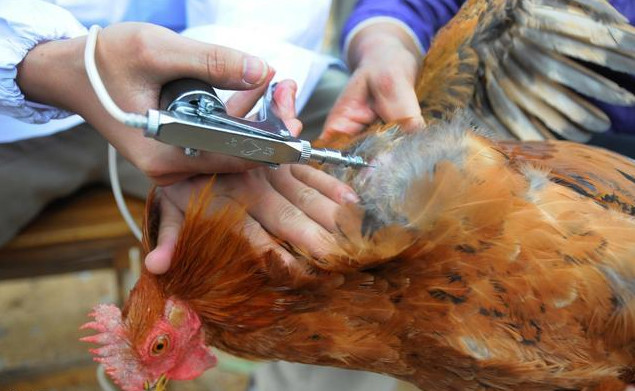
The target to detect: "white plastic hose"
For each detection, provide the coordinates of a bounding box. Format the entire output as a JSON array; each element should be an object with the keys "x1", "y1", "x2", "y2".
[{"x1": 85, "y1": 25, "x2": 145, "y2": 241}]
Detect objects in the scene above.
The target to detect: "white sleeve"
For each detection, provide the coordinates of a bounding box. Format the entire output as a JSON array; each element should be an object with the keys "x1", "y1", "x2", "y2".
[
  {"x1": 342, "y1": 16, "x2": 424, "y2": 67},
  {"x1": 0, "y1": 0, "x2": 87, "y2": 123}
]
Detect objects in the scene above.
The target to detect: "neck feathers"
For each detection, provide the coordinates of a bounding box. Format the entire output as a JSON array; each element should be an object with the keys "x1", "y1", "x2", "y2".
[{"x1": 147, "y1": 182, "x2": 310, "y2": 331}]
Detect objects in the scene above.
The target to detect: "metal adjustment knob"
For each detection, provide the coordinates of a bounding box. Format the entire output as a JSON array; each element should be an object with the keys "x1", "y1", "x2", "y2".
[{"x1": 299, "y1": 140, "x2": 312, "y2": 164}]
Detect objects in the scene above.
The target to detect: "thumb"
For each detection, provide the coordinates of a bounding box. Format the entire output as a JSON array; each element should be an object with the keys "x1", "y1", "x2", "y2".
[
  {"x1": 372, "y1": 76, "x2": 424, "y2": 130},
  {"x1": 162, "y1": 33, "x2": 270, "y2": 90},
  {"x1": 271, "y1": 79, "x2": 303, "y2": 137},
  {"x1": 321, "y1": 82, "x2": 377, "y2": 140},
  {"x1": 145, "y1": 194, "x2": 183, "y2": 274}
]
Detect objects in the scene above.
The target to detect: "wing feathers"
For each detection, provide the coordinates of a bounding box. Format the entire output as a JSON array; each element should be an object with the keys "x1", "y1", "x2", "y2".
[
  {"x1": 509, "y1": 37, "x2": 635, "y2": 106},
  {"x1": 569, "y1": 0, "x2": 629, "y2": 23},
  {"x1": 501, "y1": 55, "x2": 611, "y2": 133},
  {"x1": 517, "y1": 27, "x2": 635, "y2": 76},
  {"x1": 478, "y1": 42, "x2": 557, "y2": 141},
  {"x1": 483, "y1": 66, "x2": 545, "y2": 141},
  {"x1": 482, "y1": 46, "x2": 592, "y2": 142},
  {"x1": 418, "y1": 0, "x2": 634, "y2": 141},
  {"x1": 517, "y1": 2, "x2": 635, "y2": 55}
]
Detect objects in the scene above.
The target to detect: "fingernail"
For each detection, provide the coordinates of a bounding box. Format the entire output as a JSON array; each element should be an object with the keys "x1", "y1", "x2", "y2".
[
  {"x1": 243, "y1": 56, "x2": 268, "y2": 85},
  {"x1": 342, "y1": 191, "x2": 360, "y2": 204}
]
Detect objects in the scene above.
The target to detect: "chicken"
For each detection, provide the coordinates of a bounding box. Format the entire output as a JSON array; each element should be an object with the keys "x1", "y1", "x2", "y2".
[
  {"x1": 81, "y1": 112, "x2": 635, "y2": 391},
  {"x1": 81, "y1": 0, "x2": 635, "y2": 390}
]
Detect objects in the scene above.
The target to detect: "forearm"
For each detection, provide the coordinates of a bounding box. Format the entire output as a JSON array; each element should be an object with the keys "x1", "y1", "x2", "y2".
[
  {"x1": 16, "y1": 34, "x2": 140, "y2": 156},
  {"x1": 0, "y1": 0, "x2": 87, "y2": 123},
  {"x1": 17, "y1": 37, "x2": 95, "y2": 116},
  {"x1": 15, "y1": 24, "x2": 181, "y2": 185}
]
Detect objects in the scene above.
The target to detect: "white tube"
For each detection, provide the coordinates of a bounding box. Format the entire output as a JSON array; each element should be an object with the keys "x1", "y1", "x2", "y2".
[
  {"x1": 85, "y1": 24, "x2": 145, "y2": 242},
  {"x1": 84, "y1": 25, "x2": 148, "y2": 128},
  {"x1": 108, "y1": 144, "x2": 143, "y2": 242}
]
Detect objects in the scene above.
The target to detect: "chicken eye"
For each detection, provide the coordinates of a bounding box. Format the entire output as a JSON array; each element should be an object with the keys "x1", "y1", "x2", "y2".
[{"x1": 151, "y1": 335, "x2": 170, "y2": 356}]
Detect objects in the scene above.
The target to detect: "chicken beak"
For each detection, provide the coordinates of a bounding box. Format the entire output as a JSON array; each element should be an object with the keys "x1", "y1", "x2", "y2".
[{"x1": 144, "y1": 374, "x2": 169, "y2": 391}]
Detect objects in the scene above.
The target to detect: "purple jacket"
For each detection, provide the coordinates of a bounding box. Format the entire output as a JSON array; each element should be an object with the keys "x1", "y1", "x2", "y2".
[{"x1": 342, "y1": 0, "x2": 634, "y2": 135}]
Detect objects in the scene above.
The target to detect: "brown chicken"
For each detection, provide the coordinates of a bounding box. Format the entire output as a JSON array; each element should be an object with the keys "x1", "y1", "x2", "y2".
[{"x1": 81, "y1": 0, "x2": 635, "y2": 390}]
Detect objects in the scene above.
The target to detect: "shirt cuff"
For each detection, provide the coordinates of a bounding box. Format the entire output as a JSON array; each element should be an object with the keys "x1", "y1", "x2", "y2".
[
  {"x1": 341, "y1": 16, "x2": 424, "y2": 67},
  {"x1": 0, "y1": 0, "x2": 87, "y2": 124}
]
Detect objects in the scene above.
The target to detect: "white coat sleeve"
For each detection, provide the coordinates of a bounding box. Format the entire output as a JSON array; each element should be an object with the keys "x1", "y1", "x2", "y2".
[{"x1": 0, "y1": 0, "x2": 87, "y2": 123}]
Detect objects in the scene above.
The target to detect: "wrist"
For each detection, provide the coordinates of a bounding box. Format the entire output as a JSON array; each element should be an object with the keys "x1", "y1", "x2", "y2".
[
  {"x1": 17, "y1": 36, "x2": 91, "y2": 115},
  {"x1": 347, "y1": 21, "x2": 422, "y2": 69},
  {"x1": 0, "y1": 0, "x2": 88, "y2": 123}
]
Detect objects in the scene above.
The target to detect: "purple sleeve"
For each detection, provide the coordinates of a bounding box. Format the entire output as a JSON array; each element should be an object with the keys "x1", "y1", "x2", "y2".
[
  {"x1": 595, "y1": 0, "x2": 635, "y2": 135},
  {"x1": 341, "y1": 0, "x2": 634, "y2": 135},
  {"x1": 341, "y1": 0, "x2": 465, "y2": 53},
  {"x1": 610, "y1": 0, "x2": 635, "y2": 24}
]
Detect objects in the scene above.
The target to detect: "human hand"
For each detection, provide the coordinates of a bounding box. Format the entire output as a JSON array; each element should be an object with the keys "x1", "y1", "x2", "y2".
[
  {"x1": 146, "y1": 164, "x2": 359, "y2": 274},
  {"x1": 145, "y1": 79, "x2": 358, "y2": 274},
  {"x1": 17, "y1": 22, "x2": 279, "y2": 185},
  {"x1": 322, "y1": 22, "x2": 425, "y2": 141}
]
